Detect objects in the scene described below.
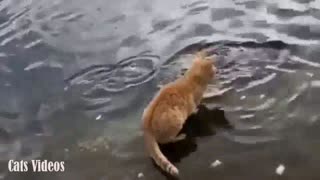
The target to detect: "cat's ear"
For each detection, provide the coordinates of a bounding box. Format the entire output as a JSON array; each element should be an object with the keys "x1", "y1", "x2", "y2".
[
  {"x1": 194, "y1": 50, "x2": 207, "y2": 62},
  {"x1": 197, "y1": 50, "x2": 207, "y2": 59}
]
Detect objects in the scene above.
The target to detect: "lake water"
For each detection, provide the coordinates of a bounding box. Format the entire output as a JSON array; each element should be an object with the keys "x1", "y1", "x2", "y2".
[{"x1": 0, "y1": 0, "x2": 320, "y2": 179}]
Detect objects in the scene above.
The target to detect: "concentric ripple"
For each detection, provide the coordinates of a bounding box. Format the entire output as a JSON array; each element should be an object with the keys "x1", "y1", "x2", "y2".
[
  {"x1": 65, "y1": 53, "x2": 159, "y2": 116},
  {"x1": 66, "y1": 53, "x2": 159, "y2": 93}
]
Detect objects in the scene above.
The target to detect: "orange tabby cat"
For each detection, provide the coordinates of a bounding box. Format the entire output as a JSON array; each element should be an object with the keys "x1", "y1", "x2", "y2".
[{"x1": 142, "y1": 51, "x2": 217, "y2": 177}]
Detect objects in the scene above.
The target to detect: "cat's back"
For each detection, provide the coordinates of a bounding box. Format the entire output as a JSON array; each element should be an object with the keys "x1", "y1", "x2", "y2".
[
  {"x1": 143, "y1": 78, "x2": 190, "y2": 125},
  {"x1": 150, "y1": 80, "x2": 190, "y2": 116},
  {"x1": 157, "y1": 78, "x2": 190, "y2": 102}
]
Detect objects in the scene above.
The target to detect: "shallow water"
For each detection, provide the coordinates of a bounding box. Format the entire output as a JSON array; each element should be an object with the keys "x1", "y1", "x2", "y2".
[{"x1": 0, "y1": 0, "x2": 320, "y2": 179}]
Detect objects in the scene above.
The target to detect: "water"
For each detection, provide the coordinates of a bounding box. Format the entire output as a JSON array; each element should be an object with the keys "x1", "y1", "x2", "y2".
[{"x1": 0, "y1": 0, "x2": 320, "y2": 179}]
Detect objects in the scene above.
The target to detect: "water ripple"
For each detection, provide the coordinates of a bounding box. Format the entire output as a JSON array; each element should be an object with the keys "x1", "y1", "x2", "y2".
[
  {"x1": 159, "y1": 40, "x2": 320, "y2": 147},
  {"x1": 1, "y1": 0, "x2": 320, "y2": 179},
  {"x1": 237, "y1": 73, "x2": 277, "y2": 92},
  {"x1": 63, "y1": 53, "x2": 159, "y2": 119},
  {"x1": 66, "y1": 53, "x2": 159, "y2": 93}
]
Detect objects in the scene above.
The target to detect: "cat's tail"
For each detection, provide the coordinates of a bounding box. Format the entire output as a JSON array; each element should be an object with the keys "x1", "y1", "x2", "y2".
[{"x1": 144, "y1": 130, "x2": 179, "y2": 177}]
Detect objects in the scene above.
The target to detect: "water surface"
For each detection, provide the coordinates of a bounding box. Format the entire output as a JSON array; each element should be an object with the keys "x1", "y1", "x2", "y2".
[{"x1": 0, "y1": 0, "x2": 320, "y2": 179}]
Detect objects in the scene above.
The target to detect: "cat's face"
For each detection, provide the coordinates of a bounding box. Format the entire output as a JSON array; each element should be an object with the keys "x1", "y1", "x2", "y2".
[{"x1": 193, "y1": 55, "x2": 216, "y2": 78}]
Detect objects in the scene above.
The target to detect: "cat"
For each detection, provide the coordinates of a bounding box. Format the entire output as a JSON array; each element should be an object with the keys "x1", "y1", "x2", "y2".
[{"x1": 142, "y1": 51, "x2": 217, "y2": 177}]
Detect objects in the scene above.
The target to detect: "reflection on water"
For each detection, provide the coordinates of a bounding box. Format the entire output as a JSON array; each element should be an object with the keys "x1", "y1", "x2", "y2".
[{"x1": 0, "y1": 0, "x2": 320, "y2": 179}]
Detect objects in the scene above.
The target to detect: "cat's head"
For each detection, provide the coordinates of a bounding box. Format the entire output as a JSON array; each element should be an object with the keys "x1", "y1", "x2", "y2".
[{"x1": 192, "y1": 50, "x2": 217, "y2": 78}]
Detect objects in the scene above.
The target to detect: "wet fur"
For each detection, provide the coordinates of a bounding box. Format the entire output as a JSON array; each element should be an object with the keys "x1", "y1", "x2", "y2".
[{"x1": 142, "y1": 51, "x2": 217, "y2": 177}]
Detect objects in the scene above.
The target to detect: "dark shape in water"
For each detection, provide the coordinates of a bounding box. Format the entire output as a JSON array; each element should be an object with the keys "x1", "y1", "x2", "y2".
[{"x1": 155, "y1": 105, "x2": 232, "y2": 179}]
